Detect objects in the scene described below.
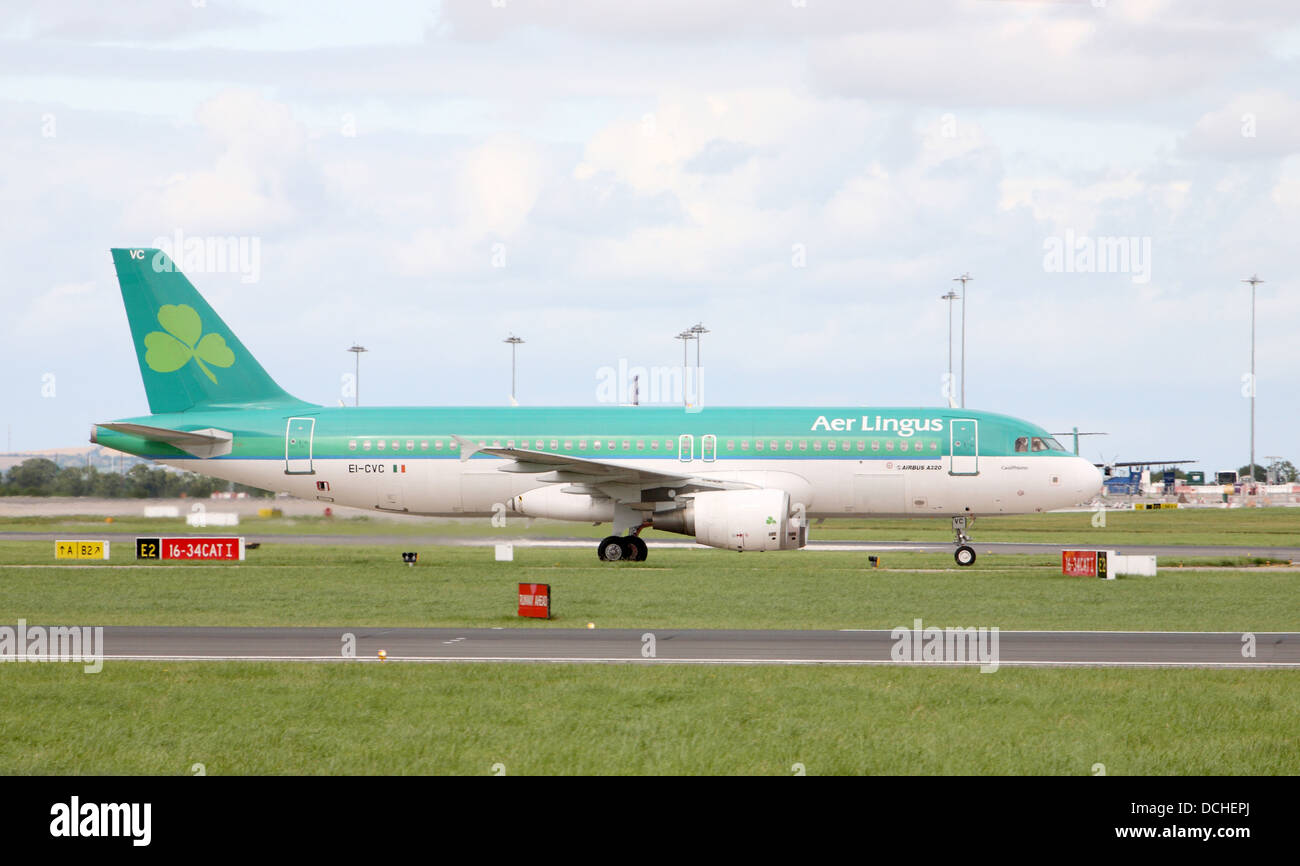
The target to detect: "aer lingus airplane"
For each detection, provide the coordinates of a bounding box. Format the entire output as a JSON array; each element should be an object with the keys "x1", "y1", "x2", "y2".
[{"x1": 92, "y1": 248, "x2": 1103, "y2": 566}]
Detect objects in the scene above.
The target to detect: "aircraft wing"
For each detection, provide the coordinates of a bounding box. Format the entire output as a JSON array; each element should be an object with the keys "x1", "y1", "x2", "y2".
[
  {"x1": 452, "y1": 435, "x2": 754, "y2": 502},
  {"x1": 95, "y1": 423, "x2": 233, "y2": 458}
]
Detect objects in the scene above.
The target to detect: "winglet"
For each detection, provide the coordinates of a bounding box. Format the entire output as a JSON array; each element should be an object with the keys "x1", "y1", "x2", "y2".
[{"x1": 452, "y1": 435, "x2": 481, "y2": 463}]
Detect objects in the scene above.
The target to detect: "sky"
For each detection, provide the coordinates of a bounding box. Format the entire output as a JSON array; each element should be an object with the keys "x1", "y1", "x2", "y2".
[{"x1": 1, "y1": 0, "x2": 1298, "y2": 473}]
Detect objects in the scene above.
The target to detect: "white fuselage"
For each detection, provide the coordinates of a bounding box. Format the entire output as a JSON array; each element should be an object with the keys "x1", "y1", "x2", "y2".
[{"x1": 160, "y1": 453, "x2": 1102, "y2": 520}]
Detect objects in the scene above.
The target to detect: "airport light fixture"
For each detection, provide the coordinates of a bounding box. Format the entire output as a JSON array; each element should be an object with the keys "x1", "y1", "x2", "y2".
[
  {"x1": 1242, "y1": 275, "x2": 1264, "y2": 489},
  {"x1": 689, "y1": 322, "x2": 710, "y2": 370},
  {"x1": 953, "y1": 273, "x2": 973, "y2": 408},
  {"x1": 940, "y1": 291, "x2": 959, "y2": 403},
  {"x1": 346, "y1": 344, "x2": 367, "y2": 407},
  {"x1": 675, "y1": 330, "x2": 695, "y2": 407},
  {"x1": 504, "y1": 334, "x2": 524, "y2": 404}
]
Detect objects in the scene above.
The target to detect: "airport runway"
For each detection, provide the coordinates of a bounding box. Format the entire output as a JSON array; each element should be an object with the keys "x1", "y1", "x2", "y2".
[
  {"x1": 3, "y1": 531, "x2": 1298, "y2": 560},
  {"x1": 84, "y1": 626, "x2": 1300, "y2": 667}
]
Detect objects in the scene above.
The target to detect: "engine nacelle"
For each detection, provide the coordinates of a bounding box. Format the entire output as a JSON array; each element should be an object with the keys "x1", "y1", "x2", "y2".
[
  {"x1": 511, "y1": 486, "x2": 613, "y2": 522},
  {"x1": 653, "y1": 489, "x2": 805, "y2": 552}
]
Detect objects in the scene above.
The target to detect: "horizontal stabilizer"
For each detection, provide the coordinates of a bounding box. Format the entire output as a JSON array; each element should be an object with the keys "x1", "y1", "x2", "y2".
[{"x1": 94, "y1": 423, "x2": 233, "y2": 458}]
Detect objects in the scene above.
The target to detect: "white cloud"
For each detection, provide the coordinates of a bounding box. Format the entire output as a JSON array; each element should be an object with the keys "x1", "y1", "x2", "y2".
[{"x1": 122, "y1": 89, "x2": 306, "y2": 233}]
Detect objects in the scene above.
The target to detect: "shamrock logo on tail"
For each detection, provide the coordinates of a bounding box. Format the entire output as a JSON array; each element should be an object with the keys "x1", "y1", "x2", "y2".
[{"x1": 144, "y1": 304, "x2": 235, "y2": 384}]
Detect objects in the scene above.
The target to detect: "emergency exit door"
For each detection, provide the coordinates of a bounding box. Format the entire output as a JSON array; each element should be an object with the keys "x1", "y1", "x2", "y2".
[{"x1": 949, "y1": 419, "x2": 978, "y2": 475}]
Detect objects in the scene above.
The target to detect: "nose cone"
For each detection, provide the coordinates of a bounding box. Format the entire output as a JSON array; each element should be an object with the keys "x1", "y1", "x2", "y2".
[{"x1": 1074, "y1": 458, "x2": 1104, "y2": 499}]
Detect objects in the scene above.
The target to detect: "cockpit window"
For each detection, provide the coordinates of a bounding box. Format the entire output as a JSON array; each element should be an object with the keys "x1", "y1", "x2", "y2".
[
  {"x1": 1015, "y1": 437, "x2": 1029, "y2": 452},
  {"x1": 1030, "y1": 436, "x2": 1068, "y2": 452},
  {"x1": 1044, "y1": 437, "x2": 1067, "y2": 452},
  {"x1": 1031, "y1": 437, "x2": 1049, "y2": 452}
]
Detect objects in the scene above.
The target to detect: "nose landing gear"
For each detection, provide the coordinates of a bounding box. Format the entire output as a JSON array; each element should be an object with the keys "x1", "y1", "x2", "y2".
[{"x1": 952, "y1": 515, "x2": 976, "y2": 567}]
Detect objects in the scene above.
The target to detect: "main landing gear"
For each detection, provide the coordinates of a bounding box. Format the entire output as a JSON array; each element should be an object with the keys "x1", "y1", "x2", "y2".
[
  {"x1": 952, "y1": 515, "x2": 976, "y2": 567},
  {"x1": 597, "y1": 509, "x2": 651, "y2": 562},
  {"x1": 597, "y1": 534, "x2": 647, "y2": 562}
]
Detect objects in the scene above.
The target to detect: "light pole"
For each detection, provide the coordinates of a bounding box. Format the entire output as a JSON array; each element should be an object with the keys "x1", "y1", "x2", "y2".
[
  {"x1": 504, "y1": 334, "x2": 524, "y2": 404},
  {"x1": 940, "y1": 291, "x2": 958, "y2": 404},
  {"x1": 689, "y1": 322, "x2": 709, "y2": 407},
  {"x1": 346, "y1": 344, "x2": 367, "y2": 407},
  {"x1": 1243, "y1": 275, "x2": 1263, "y2": 488},
  {"x1": 953, "y1": 273, "x2": 973, "y2": 408},
  {"x1": 689, "y1": 322, "x2": 709, "y2": 369},
  {"x1": 675, "y1": 330, "x2": 695, "y2": 407}
]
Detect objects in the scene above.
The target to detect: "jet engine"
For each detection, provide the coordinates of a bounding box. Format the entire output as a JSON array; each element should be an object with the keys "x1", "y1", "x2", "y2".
[{"x1": 652, "y1": 489, "x2": 806, "y2": 552}]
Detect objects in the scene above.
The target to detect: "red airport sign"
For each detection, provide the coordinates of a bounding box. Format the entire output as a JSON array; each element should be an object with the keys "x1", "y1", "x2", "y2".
[
  {"x1": 137, "y1": 537, "x2": 246, "y2": 561},
  {"x1": 1062, "y1": 549, "x2": 1110, "y2": 579},
  {"x1": 518, "y1": 583, "x2": 551, "y2": 619}
]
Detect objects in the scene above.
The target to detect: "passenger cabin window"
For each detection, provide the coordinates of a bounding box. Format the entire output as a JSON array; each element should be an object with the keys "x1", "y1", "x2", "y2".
[
  {"x1": 377, "y1": 440, "x2": 386, "y2": 450},
  {"x1": 348, "y1": 440, "x2": 357, "y2": 451},
  {"x1": 406, "y1": 440, "x2": 414, "y2": 450},
  {"x1": 363, "y1": 440, "x2": 371, "y2": 451}
]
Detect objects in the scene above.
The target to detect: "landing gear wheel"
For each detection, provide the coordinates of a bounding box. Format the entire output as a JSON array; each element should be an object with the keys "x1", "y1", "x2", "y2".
[
  {"x1": 626, "y1": 536, "x2": 648, "y2": 562},
  {"x1": 954, "y1": 545, "x2": 976, "y2": 567},
  {"x1": 598, "y1": 536, "x2": 629, "y2": 562}
]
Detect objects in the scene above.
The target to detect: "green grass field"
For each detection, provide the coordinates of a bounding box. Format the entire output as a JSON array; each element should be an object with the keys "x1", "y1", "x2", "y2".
[
  {"x1": 1, "y1": 663, "x2": 1295, "y2": 774},
  {"x1": 1, "y1": 507, "x2": 1297, "y2": 774},
  {"x1": 1, "y1": 542, "x2": 1297, "y2": 631}
]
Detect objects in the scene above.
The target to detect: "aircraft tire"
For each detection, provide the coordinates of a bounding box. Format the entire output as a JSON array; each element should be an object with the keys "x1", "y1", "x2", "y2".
[
  {"x1": 954, "y1": 545, "x2": 976, "y2": 567},
  {"x1": 598, "y1": 536, "x2": 628, "y2": 562}
]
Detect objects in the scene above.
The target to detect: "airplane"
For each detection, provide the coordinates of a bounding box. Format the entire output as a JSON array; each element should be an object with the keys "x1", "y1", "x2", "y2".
[{"x1": 91, "y1": 248, "x2": 1104, "y2": 567}]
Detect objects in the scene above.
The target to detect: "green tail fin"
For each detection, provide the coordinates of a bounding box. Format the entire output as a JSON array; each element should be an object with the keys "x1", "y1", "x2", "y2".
[{"x1": 111, "y1": 248, "x2": 311, "y2": 413}]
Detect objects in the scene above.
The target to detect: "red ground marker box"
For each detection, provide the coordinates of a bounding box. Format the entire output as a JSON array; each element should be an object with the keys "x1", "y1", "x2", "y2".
[{"x1": 518, "y1": 583, "x2": 551, "y2": 619}]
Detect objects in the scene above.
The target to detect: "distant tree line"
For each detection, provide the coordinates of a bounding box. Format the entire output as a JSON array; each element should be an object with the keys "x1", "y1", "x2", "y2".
[{"x1": 0, "y1": 458, "x2": 274, "y2": 499}]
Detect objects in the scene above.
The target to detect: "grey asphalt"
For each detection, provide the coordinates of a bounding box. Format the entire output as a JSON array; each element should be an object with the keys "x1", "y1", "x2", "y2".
[
  {"x1": 85, "y1": 626, "x2": 1300, "y2": 667},
  {"x1": 3, "y1": 531, "x2": 1298, "y2": 560}
]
